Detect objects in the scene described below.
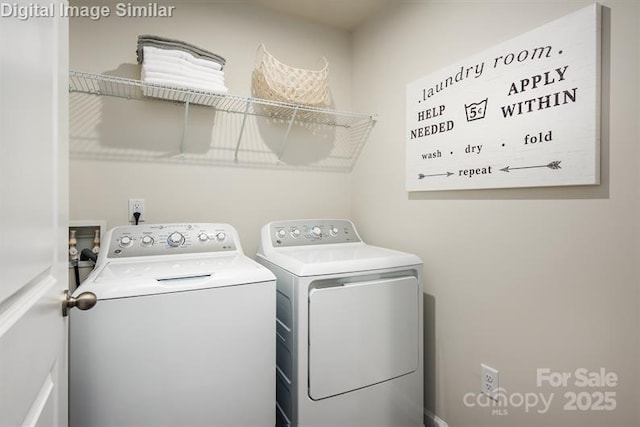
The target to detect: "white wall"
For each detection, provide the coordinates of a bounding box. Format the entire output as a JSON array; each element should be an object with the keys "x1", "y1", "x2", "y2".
[
  {"x1": 352, "y1": 1, "x2": 639, "y2": 426},
  {"x1": 69, "y1": 0, "x2": 355, "y2": 255}
]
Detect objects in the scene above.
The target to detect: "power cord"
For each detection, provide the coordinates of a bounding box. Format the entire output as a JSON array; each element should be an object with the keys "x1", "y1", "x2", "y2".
[{"x1": 133, "y1": 211, "x2": 141, "y2": 225}]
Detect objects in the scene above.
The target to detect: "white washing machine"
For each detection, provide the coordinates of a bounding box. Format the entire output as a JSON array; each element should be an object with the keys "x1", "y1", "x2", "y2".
[
  {"x1": 256, "y1": 219, "x2": 424, "y2": 427},
  {"x1": 70, "y1": 223, "x2": 276, "y2": 427}
]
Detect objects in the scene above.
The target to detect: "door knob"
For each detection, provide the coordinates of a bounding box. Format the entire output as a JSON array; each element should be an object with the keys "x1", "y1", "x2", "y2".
[{"x1": 62, "y1": 290, "x2": 97, "y2": 317}]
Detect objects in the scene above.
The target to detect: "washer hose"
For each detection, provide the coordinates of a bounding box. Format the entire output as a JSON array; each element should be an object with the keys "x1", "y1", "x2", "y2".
[
  {"x1": 71, "y1": 259, "x2": 81, "y2": 289},
  {"x1": 80, "y1": 248, "x2": 98, "y2": 264},
  {"x1": 72, "y1": 249, "x2": 98, "y2": 289}
]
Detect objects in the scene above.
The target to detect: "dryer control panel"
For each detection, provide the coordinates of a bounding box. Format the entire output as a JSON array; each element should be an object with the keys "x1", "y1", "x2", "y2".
[
  {"x1": 267, "y1": 219, "x2": 361, "y2": 247},
  {"x1": 105, "y1": 223, "x2": 238, "y2": 258}
]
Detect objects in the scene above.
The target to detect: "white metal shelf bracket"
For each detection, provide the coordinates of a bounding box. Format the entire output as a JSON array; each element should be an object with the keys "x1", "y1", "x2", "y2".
[
  {"x1": 277, "y1": 106, "x2": 300, "y2": 160},
  {"x1": 180, "y1": 98, "x2": 191, "y2": 154},
  {"x1": 234, "y1": 100, "x2": 252, "y2": 162}
]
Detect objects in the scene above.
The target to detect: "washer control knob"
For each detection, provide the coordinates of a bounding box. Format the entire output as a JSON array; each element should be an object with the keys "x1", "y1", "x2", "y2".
[
  {"x1": 310, "y1": 226, "x2": 322, "y2": 239},
  {"x1": 329, "y1": 227, "x2": 339, "y2": 236},
  {"x1": 291, "y1": 228, "x2": 301, "y2": 238},
  {"x1": 167, "y1": 232, "x2": 185, "y2": 247},
  {"x1": 119, "y1": 236, "x2": 133, "y2": 248},
  {"x1": 216, "y1": 232, "x2": 226, "y2": 241},
  {"x1": 276, "y1": 229, "x2": 286, "y2": 239},
  {"x1": 140, "y1": 235, "x2": 154, "y2": 247},
  {"x1": 198, "y1": 233, "x2": 209, "y2": 242}
]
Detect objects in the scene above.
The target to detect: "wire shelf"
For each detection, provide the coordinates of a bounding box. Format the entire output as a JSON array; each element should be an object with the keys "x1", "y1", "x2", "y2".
[{"x1": 69, "y1": 71, "x2": 377, "y2": 172}]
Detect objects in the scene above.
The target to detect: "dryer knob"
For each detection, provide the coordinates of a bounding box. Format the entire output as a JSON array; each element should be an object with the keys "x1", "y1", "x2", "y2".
[
  {"x1": 167, "y1": 232, "x2": 185, "y2": 247},
  {"x1": 310, "y1": 226, "x2": 322, "y2": 238}
]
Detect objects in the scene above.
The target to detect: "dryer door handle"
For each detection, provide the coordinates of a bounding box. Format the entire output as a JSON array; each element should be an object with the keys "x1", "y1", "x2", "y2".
[{"x1": 62, "y1": 290, "x2": 97, "y2": 317}]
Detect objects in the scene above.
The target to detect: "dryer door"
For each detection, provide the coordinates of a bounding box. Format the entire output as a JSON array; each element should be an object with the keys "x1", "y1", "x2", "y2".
[{"x1": 308, "y1": 276, "x2": 419, "y2": 400}]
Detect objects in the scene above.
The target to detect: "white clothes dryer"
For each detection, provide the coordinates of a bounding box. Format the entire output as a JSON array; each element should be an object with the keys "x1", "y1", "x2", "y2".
[
  {"x1": 257, "y1": 219, "x2": 424, "y2": 427},
  {"x1": 70, "y1": 223, "x2": 276, "y2": 427}
]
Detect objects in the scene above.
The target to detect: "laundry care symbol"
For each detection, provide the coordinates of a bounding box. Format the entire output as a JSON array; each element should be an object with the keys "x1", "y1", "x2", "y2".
[
  {"x1": 464, "y1": 98, "x2": 488, "y2": 122},
  {"x1": 500, "y1": 160, "x2": 562, "y2": 173}
]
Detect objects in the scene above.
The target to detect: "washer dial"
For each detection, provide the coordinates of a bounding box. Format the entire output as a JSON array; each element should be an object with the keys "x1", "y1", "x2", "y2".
[
  {"x1": 140, "y1": 235, "x2": 154, "y2": 247},
  {"x1": 119, "y1": 236, "x2": 133, "y2": 248},
  {"x1": 167, "y1": 232, "x2": 185, "y2": 247}
]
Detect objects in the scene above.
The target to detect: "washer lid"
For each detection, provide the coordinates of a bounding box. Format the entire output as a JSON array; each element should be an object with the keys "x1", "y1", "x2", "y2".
[
  {"x1": 258, "y1": 242, "x2": 422, "y2": 276},
  {"x1": 74, "y1": 253, "x2": 275, "y2": 300}
]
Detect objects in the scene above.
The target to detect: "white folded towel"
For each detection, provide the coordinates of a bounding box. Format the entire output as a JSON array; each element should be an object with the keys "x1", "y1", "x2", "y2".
[
  {"x1": 141, "y1": 68, "x2": 228, "y2": 94},
  {"x1": 143, "y1": 45, "x2": 223, "y2": 71},
  {"x1": 142, "y1": 77, "x2": 228, "y2": 94},
  {"x1": 142, "y1": 69, "x2": 226, "y2": 88},
  {"x1": 143, "y1": 56, "x2": 224, "y2": 79},
  {"x1": 142, "y1": 60, "x2": 225, "y2": 85}
]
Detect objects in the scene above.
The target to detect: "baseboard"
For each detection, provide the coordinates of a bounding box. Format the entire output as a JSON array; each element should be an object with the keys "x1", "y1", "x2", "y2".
[{"x1": 424, "y1": 410, "x2": 448, "y2": 427}]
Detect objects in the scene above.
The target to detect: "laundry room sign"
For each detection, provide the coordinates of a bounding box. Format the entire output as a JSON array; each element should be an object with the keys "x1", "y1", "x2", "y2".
[{"x1": 406, "y1": 4, "x2": 601, "y2": 191}]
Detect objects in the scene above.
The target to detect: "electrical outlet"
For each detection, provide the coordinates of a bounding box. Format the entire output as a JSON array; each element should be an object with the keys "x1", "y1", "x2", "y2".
[
  {"x1": 128, "y1": 198, "x2": 145, "y2": 224},
  {"x1": 481, "y1": 363, "x2": 499, "y2": 400}
]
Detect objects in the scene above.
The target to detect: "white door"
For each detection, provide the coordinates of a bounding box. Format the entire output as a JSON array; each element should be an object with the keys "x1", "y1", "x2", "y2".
[
  {"x1": 0, "y1": 3, "x2": 69, "y2": 427},
  {"x1": 308, "y1": 276, "x2": 420, "y2": 400}
]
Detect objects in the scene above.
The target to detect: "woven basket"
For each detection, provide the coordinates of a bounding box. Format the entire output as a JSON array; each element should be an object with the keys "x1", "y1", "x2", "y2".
[{"x1": 252, "y1": 44, "x2": 330, "y2": 107}]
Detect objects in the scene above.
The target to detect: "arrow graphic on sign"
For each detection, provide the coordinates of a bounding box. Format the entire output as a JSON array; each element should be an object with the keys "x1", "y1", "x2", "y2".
[
  {"x1": 418, "y1": 172, "x2": 454, "y2": 179},
  {"x1": 500, "y1": 161, "x2": 562, "y2": 173}
]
